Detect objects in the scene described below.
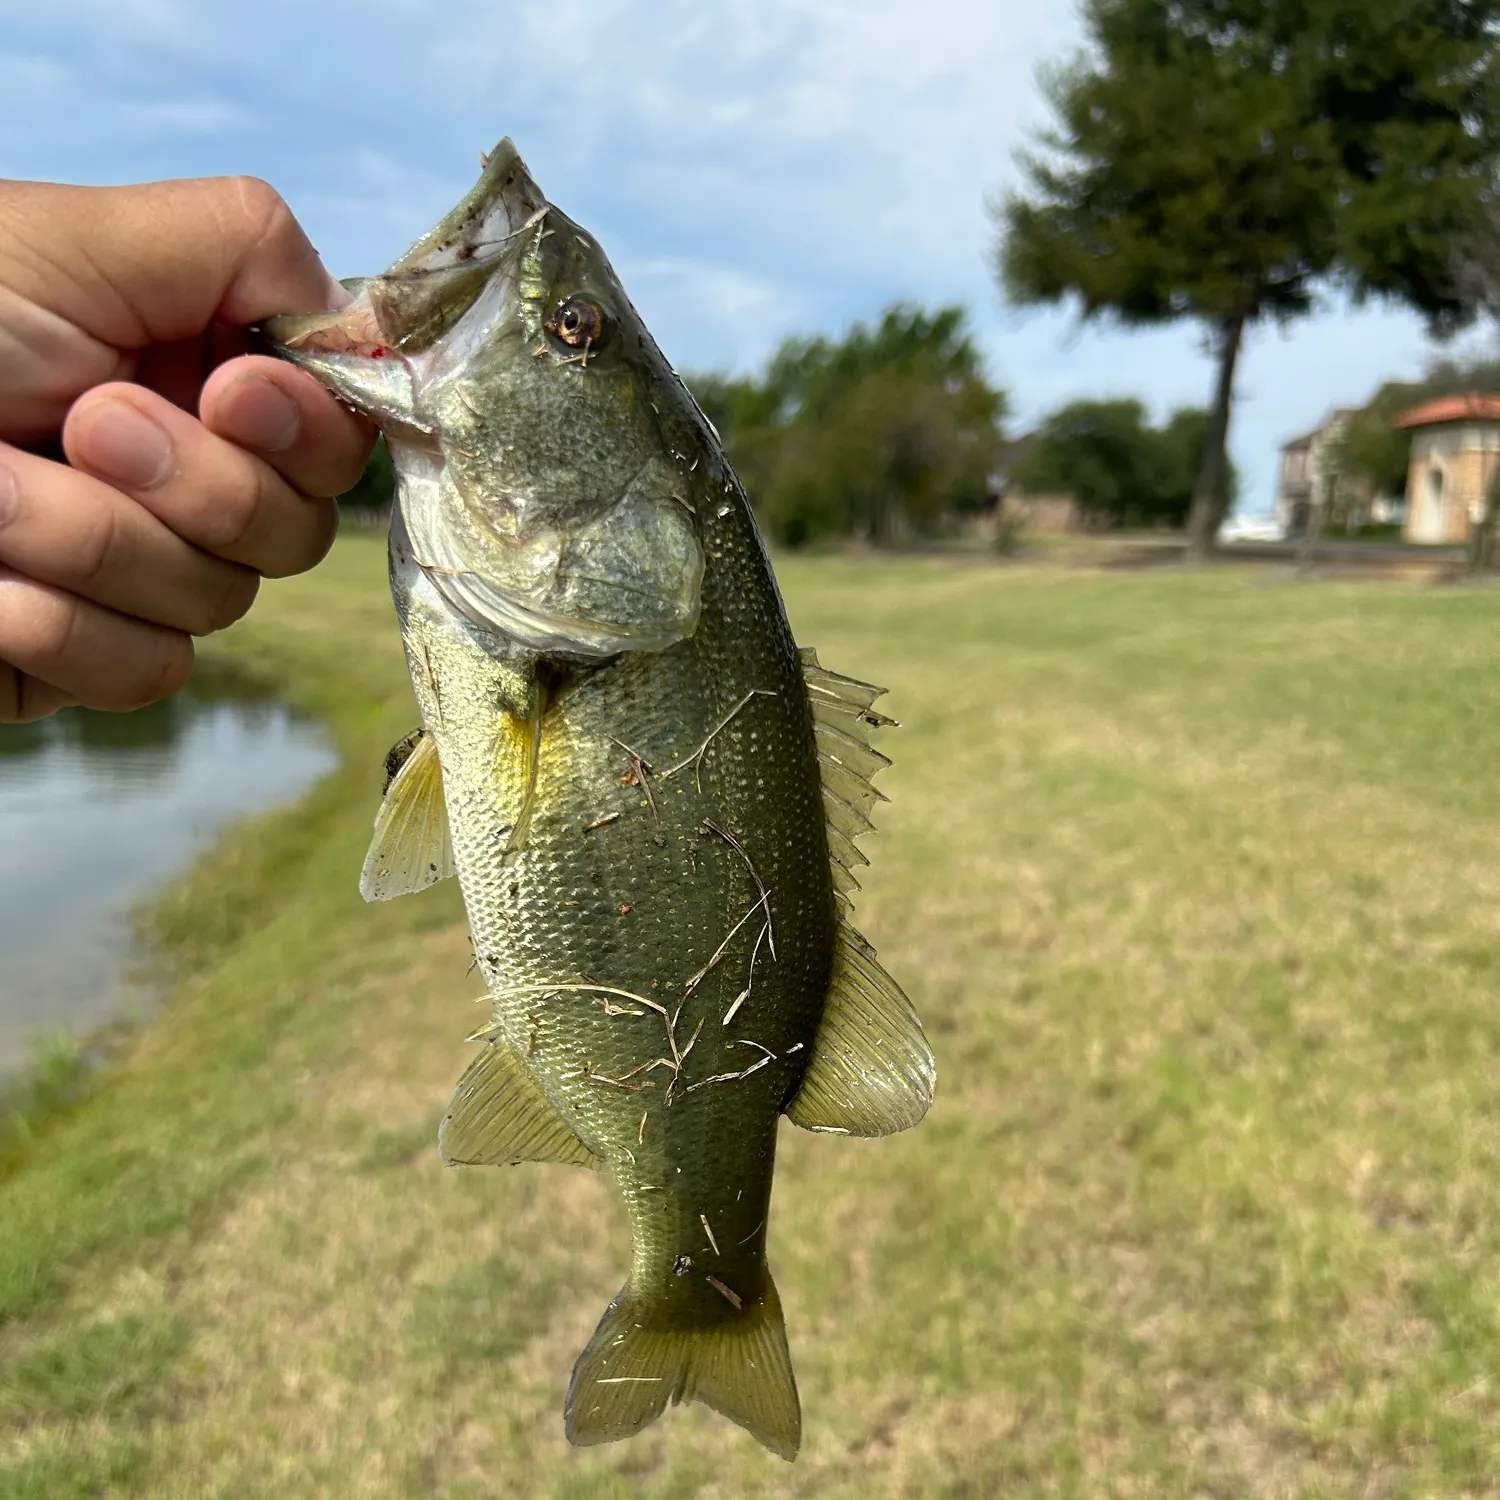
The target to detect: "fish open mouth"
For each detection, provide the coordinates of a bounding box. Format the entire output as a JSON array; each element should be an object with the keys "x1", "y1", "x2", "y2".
[
  {"x1": 258, "y1": 138, "x2": 706, "y2": 660},
  {"x1": 258, "y1": 137, "x2": 547, "y2": 406}
]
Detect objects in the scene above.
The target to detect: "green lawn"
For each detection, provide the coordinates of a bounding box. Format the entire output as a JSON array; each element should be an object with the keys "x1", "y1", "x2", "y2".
[{"x1": 4, "y1": 536, "x2": 1500, "y2": 1497}]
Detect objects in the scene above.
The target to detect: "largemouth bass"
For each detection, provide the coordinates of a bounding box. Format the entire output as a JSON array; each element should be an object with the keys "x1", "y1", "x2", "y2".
[{"x1": 264, "y1": 140, "x2": 934, "y2": 1460}]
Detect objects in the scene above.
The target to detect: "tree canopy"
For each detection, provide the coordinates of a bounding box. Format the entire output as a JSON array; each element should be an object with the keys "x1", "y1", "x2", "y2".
[
  {"x1": 995, "y1": 0, "x2": 1500, "y2": 559},
  {"x1": 689, "y1": 304, "x2": 1005, "y2": 547},
  {"x1": 1011, "y1": 399, "x2": 1232, "y2": 527}
]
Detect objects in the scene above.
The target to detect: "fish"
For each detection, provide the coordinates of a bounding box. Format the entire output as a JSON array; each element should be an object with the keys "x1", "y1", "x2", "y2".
[{"x1": 262, "y1": 139, "x2": 935, "y2": 1461}]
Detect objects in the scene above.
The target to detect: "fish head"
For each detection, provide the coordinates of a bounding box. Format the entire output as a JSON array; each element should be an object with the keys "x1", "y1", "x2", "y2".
[{"x1": 262, "y1": 140, "x2": 706, "y2": 658}]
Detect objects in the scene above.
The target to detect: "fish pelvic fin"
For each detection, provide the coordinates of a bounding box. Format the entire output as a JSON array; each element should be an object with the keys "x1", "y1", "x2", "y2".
[
  {"x1": 360, "y1": 728, "x2": 455, "y2": 902},
  {"x1": 786, "y1": 920, "x2": 935, "y2": 1136},
  {"x1": 565, "y1": 1270, "x2": 800, "y2": 1461},
  {"x1": 439, "y1": 1040, "x2": 601, "y2": 1170}
]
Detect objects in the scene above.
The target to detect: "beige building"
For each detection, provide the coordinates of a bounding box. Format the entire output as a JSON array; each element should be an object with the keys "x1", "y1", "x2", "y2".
[
  {"x1": 1275, "y1": 410, "x2": 1352, "y2": 533},
  {"x1": 1396, "y1": 394, "x2": 1500, "y2": 544},
  {"x1": 1274, "y1": 408, "x2": 1399, "y2": 534}
]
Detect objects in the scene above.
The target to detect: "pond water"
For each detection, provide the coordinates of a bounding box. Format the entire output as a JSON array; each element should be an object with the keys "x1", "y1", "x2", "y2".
[{"x1": 0, "y1": 679, "x2": 336, "y2": 1075}]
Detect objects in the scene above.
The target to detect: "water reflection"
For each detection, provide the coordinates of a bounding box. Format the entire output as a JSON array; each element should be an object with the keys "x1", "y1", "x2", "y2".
[{"x1": 0, "y1": 678, "x2": 335, "y2": 1073}]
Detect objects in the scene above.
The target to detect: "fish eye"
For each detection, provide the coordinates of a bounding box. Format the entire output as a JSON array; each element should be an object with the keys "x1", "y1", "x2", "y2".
[{"x1": 546, "y1": 296, "x2": 605, "y2": 349}]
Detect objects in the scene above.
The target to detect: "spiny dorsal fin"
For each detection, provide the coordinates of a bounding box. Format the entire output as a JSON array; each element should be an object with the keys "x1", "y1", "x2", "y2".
[
  {"x1": 440, "y1": 1040, "x2": 601, "y2": 1170},
  {"x1": 799, "y1": 647, "x2": 895, "y2": 913},
  {"x1": 790, "y1": 648, "x2": 933, "y2": 1134},
  {"x1": 360, "y1": 728, "x2": 454, "y2": 902},
  {"x1": 786, "y1": 921, "x2": 935, "y2": 1136}
]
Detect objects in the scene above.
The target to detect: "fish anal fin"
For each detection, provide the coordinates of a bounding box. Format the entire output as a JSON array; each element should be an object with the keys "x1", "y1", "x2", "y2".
[
  {"x1": 360, "y1": 728, "x2": 455, "y2": 902},
  {"x1": 565, "y1": 1272, "x2": 800, "y2": 1461},
  {"x1": 786, "y1": 922, "x2": 935, "y2": 1137},
  {"x1": 440, "y1": 1040, "x2": 601, "y2": 1170}
]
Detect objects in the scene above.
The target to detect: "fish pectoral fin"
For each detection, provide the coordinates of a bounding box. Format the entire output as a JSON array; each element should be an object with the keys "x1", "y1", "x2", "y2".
[
  {"x1": 565, "y1": 1271, "x2": 800, "y2": 1461},
  {"x1": 360, "y1": 728, "x2": 455, "y2": 902},
  {"x1": 439, "y1": 1039, "x2": 601, "y2": 1170},
  {"x1": 785, "y1": 921, "x2": 935, "y2": 1137}
]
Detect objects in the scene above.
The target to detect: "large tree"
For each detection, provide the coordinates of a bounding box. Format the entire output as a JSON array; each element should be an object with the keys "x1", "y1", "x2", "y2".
[{"x1": 994, "y1": 0, "x2": 1500, "y2": 560}]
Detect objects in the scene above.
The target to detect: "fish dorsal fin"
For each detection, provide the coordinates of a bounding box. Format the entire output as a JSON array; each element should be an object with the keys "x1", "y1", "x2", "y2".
[
  {"x1": 440, "y1": 1039, "x2": 601, "y2": 1170},
  {"x1": 360, "y1": 728, "x2": 455, "y2": 902},
  {"x1": 786, "y1": 922, "x2": 935, "y2": 1136},
  {"x1": 798, "y1": 647, "x2": 896, "y2": 914},
  {"x1": 788, "y1": 649, "x2": 933, "y2": 1135}
]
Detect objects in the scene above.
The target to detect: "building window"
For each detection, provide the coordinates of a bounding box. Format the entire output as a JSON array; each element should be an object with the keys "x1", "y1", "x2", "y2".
[{"x1": 1429, "y1": 467, "x2": 1445, "y2": 509}]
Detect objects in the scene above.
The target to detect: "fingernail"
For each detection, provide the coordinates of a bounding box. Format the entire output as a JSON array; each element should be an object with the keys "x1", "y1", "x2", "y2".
[
  {"x1": 220, "y1": 374, "x2": 302, "y2": 453},
  {"x1": 79, "y1": 402, "x2": 175, "y2": 490}
]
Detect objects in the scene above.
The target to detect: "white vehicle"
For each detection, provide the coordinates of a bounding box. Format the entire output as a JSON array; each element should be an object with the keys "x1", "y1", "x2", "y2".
[{"x1": 1219, "y1": 514, "x2": 1287, "y2": 543}]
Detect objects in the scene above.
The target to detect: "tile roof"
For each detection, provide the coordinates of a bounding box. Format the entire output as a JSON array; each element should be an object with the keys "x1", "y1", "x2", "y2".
[{"x1": 1393, "y1": 392, "x2": 1500, "y2": 429}]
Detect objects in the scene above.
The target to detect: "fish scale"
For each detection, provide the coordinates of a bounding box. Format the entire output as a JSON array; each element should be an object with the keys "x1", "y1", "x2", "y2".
[{"x1": 263, "y1": 137, "x2": 934, "y2": 1461}]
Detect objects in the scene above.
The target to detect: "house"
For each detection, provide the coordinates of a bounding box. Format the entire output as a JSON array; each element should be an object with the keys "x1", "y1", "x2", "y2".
[
  {"x1": 1394, "y1": 393, "x2": 1500, "y2": 544},
  {"x1": 1272, "y1": 408, "x2": 1391, "y2": 533}
]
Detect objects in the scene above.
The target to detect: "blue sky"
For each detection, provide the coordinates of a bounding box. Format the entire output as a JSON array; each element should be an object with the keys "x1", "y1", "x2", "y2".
[{"x1": 3, "y1": 0, "x2": 1492, "y2": 512}]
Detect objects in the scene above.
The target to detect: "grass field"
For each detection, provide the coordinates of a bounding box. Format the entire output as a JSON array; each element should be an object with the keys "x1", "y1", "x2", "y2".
[{"x1": 5, "y1": 535, "x2": 1500, "y2": 1497}]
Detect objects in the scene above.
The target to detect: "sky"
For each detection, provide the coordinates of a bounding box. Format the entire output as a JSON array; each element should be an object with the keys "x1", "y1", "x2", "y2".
[{"x1": 2, "y1": 0, "x2": 1493, "y2": 514}]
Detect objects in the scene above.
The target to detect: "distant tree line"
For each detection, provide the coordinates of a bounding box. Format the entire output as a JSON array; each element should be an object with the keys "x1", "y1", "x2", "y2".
[
  {"x1": 687, "y1": 304, "x2": 1005, "y2": 547},
  {"x1": 1009, "y1": 400, "x2": 1232, "y2": 529}
]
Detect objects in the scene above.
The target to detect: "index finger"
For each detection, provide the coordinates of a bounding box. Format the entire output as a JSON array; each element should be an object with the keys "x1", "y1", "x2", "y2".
[{"x1": 0, "y1": 175, "x2": 350, "y2": 350}]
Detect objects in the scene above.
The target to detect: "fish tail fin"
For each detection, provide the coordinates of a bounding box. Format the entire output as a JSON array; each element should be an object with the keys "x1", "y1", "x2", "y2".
[{"x1": 564, "y1": 1271, "x2": 800, "y2": 1461}]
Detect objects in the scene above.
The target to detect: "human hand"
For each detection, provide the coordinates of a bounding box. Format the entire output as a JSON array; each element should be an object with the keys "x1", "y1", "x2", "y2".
[{"x1": 0, "y1": 175, "x2": 374, "y2": 722}]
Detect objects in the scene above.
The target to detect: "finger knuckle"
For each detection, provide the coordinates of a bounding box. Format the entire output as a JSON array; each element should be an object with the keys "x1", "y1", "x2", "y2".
[
  {"x1": 103, "y1": 629, "x2": 194, "y2": 713},
  {"x1": 228, "y1": 176, "x2": 307, "y2": 269},
  {"x1": 195, "y1": 467, "x2": 266, "y2": 558},
  {"x1": 71, "y1": 499, "x2": 123, "y2": 592},
  {"x1": 321, "y1": 447, "x2": 375, "y2": 502},
  {"x1": 227, "y1": 174, "x2": 291, "y2": 228},
  {"x1": 263, "y1": 499, "x2": 338, "y2": 580},
  {"x1": 0, "y1": 465, "x2": 21, "y2": 535},
  {"x1": 17, "y1": 590, "x2": 83, "y2": 674},
  {"x1": 202, "y1": 564, "x2": 259, "y2": 633},
  {"x1": 11, "y1": 672, "x2": 69, "y2": 723},
  {"x1": 138, "y1": 632, "x2": 194, "y2": 709}
]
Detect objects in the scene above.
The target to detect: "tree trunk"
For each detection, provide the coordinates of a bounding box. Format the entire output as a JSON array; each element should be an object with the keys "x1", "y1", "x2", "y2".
[{"x1": 1184, "y1": 313, "x2": 1247, "y2": 563}]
